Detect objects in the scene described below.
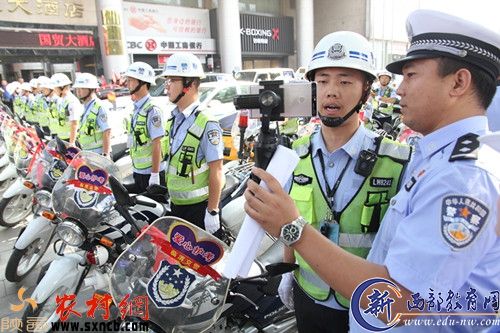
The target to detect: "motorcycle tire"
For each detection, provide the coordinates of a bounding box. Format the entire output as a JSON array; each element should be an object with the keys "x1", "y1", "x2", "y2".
[
  {"x1": 0, "y1": 193, "x2": 33, "y2": 227},
  {"x1": 6, "y1": 236, "x2": 53, "y2": 282}
]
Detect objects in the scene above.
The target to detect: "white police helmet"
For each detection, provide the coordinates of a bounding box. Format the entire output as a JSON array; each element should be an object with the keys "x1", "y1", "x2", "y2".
[
  {"x1": 51, "y1": 73, "x2": 72, "y2": 88},
  {"x1": 377, "y1": 70, "x2": 393, "y2": 79},
  {"x1": 159, "y1": 53, "x2": 205, "y2": 79},
  {"x1": 73, "y1": 73, "x2": 99, "y2": 89},
  {"x1": 29, "y1": 78, "x2": 39, "y2": 88},
  {"x1": 305, "y1": 31, "x2": 376, "y2": 81},
  {"x1": 20, "y1": 82, "x2": 32, "y2": 92},
  {"x1": 37, "y1": 76, "x2": 52, "y2": 90},
  {"x1": 125, "y1": 62, "x2": 156, "y2": 84}
]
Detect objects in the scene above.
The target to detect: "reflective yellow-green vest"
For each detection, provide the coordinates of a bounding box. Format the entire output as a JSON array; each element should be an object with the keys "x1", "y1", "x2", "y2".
[
  {"x1": 49, "y1": 98, "x2": 71, "y2": 140},
  {"x1": 13, "y1": 96, "x2": 23, "y2": 117},
  {"x1": 24, "y1": 97, "x2": 36, "y2": 123},
  {"x1": 290, "y1": 134, "x2": 411, "y2": 308},
  {"x1": 34, "y1": 95, "x2": 51, "y2": 127},
  {"x1": 128, "y1": 100, "x2": 158, "y2": 170},
  {"x1": 163, "y1": 111, "x2": 214, "y2": 205},
  {"x1": 78, "y1": 100, "x2": 104, "y2": 150}
]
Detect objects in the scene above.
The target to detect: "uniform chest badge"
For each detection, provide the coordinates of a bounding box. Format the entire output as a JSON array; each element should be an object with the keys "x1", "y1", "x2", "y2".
[
  {"x1": 404, "y1": 169, "x2": 425, "y2": 192},
  {"x1": 441, "y1": 195, "x2": 489, "y2": 250},
  {"x1": 147, "y1": 261, "x2": 195, "y2": 308},
  {"x1": 293, "y1": 174, "x2": 312, "y2": 185}
]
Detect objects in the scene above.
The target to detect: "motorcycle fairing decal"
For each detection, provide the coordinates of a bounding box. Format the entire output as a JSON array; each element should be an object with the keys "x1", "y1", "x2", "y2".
[
  {"x1": 65, "y1": 147, "x2": 80, "y2": 161},
  {"x1": 147, "y1": 261, "x2": 195, "y2": 308},
  {"x1": 48, "y1": 160, "x2": 65, "y2": 181},
  {"x1": 67, "y1": 164, "x2": 112, "y2": 194},
  {"x1": 73, "y1": 189, "x2": 99, "y2": 209}
]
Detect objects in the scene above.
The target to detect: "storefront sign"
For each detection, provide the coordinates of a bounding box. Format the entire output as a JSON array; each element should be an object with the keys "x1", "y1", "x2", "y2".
[
  {"x1": 0, "y1": 0, "x2": 97, "y2": 26},
  {"x1": 126, "y1": 37, "x2": 216, "y2": 54},
  {"x1": 101, "y1": 8, "x2": 125, "y2": 55},
  {"x1": 123, "y1": 2, "x2": 211, "y2": 39},
  {"x1": 0, "y1": 28, "x2": 95, "y2": 49},
  {"x1": 240, "y1": 14, "x2": 293, "y2": 55}
]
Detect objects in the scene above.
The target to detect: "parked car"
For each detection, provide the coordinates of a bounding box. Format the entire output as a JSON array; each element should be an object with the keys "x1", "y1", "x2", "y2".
[
  {"x1": 234, "y1": 68, "x2": 295, "y2": 83},
  {"x1": 201, "y1": 73, "x2": 235, "y2": 83}
]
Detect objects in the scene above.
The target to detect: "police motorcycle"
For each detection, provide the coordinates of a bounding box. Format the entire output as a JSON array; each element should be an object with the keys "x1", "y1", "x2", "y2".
[
  {"x1": 21, "y1": 151, "x2": 165, "y2": 333},
  {"x1": 5, "y1": 134, "x2": 81, "y2": 282},
  {"x1": 107, "y1": 176, "x2": 298, "y2": 333},
  {"x1": 0, "y1": 113, "x2": 23, "y2": 199},
  {"x1": 0, "y1": 123, "x2": 40, "y2": 227}
]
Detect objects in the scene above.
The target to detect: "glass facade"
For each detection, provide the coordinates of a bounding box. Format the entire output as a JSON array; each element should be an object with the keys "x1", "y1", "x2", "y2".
[{"x1": 238, "y1": 0, "x2": 281, "y2": 16}]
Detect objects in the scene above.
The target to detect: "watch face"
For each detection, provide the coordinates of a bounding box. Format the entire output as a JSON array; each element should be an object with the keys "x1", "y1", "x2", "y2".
[{"x1": 283, "y1": 224, "x2": 300, "y2": 242}]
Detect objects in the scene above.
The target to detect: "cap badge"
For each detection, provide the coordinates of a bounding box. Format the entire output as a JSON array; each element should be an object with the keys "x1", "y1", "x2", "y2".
[{"x1": 328, "y1": 43, "x2": 346, "y2": 60}]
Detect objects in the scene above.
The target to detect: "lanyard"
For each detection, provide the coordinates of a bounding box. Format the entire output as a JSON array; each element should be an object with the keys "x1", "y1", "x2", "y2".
[
  {"x1": 168, "y1": 106, "x2": 199, "y2": 157},
  {"x1": 81, "y1": 99, "x2": 95, "y2": 123},
  {"x1": 317, "y1": 150, "x2": 352, "y2": 210}
]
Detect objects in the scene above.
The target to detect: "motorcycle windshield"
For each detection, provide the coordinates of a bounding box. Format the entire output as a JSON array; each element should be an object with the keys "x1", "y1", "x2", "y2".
[
  {"x1": 52, "y1": 151, "x2": 122, "y2": 230},
  {"x1": 13, "y1": 131, "x2": 39, "y2": 177},
  {"x1": 30, "y1": 139, "x2": 80, "y2": 190},
  {"x1": 110, "y1": 217, "x2": 230, "y2": 333}
]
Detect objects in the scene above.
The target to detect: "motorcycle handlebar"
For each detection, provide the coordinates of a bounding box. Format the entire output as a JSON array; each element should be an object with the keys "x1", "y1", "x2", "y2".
[{"x1": 134, "y1": 198, "x2": 157, "y2": 208}]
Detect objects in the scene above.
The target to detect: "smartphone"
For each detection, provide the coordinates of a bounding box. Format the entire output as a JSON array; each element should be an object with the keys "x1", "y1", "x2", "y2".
[{"x1": 247, "y1": 80, "x2": 317, "y2": 119}]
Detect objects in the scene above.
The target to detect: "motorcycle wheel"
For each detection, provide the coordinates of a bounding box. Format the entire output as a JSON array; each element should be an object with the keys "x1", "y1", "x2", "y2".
[
  {"x1": 0, "y1": 193, "x2": 33, "y2": 227},
  {"x1": 6, "y1": 235, "x2": 53, "y2": 282},
  {"x1": 21, "y1": 284, "x2": 75, "y2": 333},
  {"x1": 0, "y1": 176, "x2": 15, "y2": 197}
]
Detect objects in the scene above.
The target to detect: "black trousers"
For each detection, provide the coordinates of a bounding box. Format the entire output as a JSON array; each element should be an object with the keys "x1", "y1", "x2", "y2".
[
  {"x1": 125, "y1": 171, "x2": 167, "y2": 203},
  {"x1": 170, "y1": 200, "x2": 223, "y2": 239},
  {"x1": 293, "y1": 280, "x2": 349, "y2": 333}
]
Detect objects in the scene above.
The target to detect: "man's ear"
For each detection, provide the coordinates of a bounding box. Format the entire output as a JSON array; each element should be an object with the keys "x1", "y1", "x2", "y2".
[{"x1": 450, "y1": 68, "x2": 472, "y2": 98}]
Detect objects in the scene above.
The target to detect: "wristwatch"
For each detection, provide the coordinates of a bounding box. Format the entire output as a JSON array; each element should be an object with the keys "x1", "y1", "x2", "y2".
[
  {"x1": 279, "y1": 216, "x2": 307, "y2": 247},
  {"x1": 207, "y1": 209, "x2": 219, "y2": 216}
]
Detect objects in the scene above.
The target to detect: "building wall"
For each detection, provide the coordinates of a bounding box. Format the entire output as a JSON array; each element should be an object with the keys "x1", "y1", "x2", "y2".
[{"x1": 314, "y1": 0, "x2": 367, "y2": 44}]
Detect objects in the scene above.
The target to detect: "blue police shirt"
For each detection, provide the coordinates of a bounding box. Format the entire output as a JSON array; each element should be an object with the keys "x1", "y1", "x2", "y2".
[
  {"x1": 81, "y1": 97, "x2": 109, "y2": 154},
  {"x1": 349, "y1": 116, "x2": 500, "y2": 332},
  {"x1": 286, "y1": 125, "x2": 379, "y2": 310},
  {"x1": 131, "y1": 94, "x2": 166, "y2": 174},
  {"x1": 487, "y1": 86, "x2": 500, "y2": 131},
  {"x1": 169, "y1": 101, "x2": 224, "y2": 164}
]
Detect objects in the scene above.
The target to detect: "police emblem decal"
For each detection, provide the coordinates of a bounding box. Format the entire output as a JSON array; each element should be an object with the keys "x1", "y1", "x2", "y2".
[
  {"x1": 293, "y1": 174, "x2": 312, "y2": 185},
  {"x1": 74, "y1": 190, "x2": 99, "y2": 208},
  {"x1": 207, "y1": 129, "x2": 220, "y2": 145},
  {"x1": 441, "y1": 195, "x2": 489, "y2": 249},
  {"x1": 328, "y1": 43, "x2": 346, "y2": 60},
  {"x1": 147, "y1": 261, "x2": 195, "y2": 308}
]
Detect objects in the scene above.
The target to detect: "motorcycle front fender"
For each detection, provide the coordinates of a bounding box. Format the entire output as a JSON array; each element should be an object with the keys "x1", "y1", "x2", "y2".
[
  {"x1": 30, "y1": 253, "x2": 86, "y2": 304},
  {"x1": 2, "y1": 177, "x2": 33, "y2": 199},
  {"x1": 0, "y1": 163, "x2": 16, "y2": 182},
  {"x1": 14, "y1": 216, "x2": 54, "y2": 250}
]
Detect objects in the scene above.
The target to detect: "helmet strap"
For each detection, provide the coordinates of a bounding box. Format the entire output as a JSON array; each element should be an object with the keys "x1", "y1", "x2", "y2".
[
  {"x1": 172, "y1": 78, "x2": 194, "y2": 104},
  {"x1": 321, "y1": 83, "x2": 371, "y2": 128},
  {"x1": 130, "y1": 80, "x2": 146, "y2": 96},
  {"x1": 79, "y1": 89, "x2": 93, "y2": 102}
]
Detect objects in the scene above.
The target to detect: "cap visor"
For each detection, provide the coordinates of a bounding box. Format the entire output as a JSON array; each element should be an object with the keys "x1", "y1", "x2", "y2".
[{"x1": 386, "y1": 53, "x2": 437, "y2": 74}]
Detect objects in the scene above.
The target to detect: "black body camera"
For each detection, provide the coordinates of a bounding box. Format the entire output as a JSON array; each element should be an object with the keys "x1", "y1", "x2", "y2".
[{"x1": 354, "y1": 149, "x2": 378, "y2": 177}]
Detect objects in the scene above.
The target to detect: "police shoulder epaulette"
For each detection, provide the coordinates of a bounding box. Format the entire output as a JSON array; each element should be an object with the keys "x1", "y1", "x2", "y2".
[{"x1": 449, "y1": 133, "x2": 479, "y2": 162}]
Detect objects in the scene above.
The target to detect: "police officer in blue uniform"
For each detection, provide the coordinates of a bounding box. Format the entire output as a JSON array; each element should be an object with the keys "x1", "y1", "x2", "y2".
[
  {"x1": 159, "y1": 53, "x2": 224, "y2": 236},
  {"x1": 244, "y1": 9, "x2": 500, "y2": 333},
  {"x1": 123, "y1": 62, "x2": 166, "y2": 194}
]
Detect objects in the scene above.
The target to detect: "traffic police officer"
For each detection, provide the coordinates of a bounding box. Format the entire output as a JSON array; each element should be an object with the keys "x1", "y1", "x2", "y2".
[
  {"x1": 159, "y1": 52, "x2": 224, "y2": 235},
  {"x1": 244, "y1": 9, "x2": 500, "y2": 333},
  {"x1": 49, "y1": 73, "x2": 81, "y2": 144},
  {"x1": 277, "y1": 31, "x2": 411, "y2": 332},
  {"x1": 123, "y1": 62, "x2": 166, "y2": 192},
  {"x1": 32, "y1": 76, "x2": 53, "y2": 133},
  {"x1": 73, "y1": 73, "x2": 111, "y2": 156}
]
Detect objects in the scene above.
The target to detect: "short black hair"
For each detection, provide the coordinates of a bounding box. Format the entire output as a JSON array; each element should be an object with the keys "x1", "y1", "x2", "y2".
[{"x1": 436, "y1": 57, "x2": 496, "y2": 109}]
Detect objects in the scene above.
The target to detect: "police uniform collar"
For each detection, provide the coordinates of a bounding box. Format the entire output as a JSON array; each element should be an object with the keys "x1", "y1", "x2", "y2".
[
  {"x1": 172, "y1": 101, "x2": 200, "y2": 119},
  {"x1": 133, "y1": 94, "x2": 150, "y2": 111},
  {"x1": 313, "y1": 125, "x2": 373, "y2": 159},
  {"x1": 417, "y1": 116, "x2": 488, "y2": 160},
  {"x1": 386, "y1": 9, "x2": 500, "y2": 80}
]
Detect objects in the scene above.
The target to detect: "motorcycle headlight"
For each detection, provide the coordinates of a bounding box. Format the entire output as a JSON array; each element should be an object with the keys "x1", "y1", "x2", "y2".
[
  {"x1": 34, "y1": 190, "x2": 52, "y2": 210},
  {"x1": 56, "y1": 220, "x2": 86, "y2": 247}
]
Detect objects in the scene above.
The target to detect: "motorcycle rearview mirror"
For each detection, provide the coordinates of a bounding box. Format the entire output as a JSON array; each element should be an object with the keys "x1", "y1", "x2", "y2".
[
  {"x1": 265, "y1": 262, "x2": 299, "y2": 277},
  {"x1": 109, "y1": 175, "x2": 134, "y2": 207},
  {"x1": 34, "y1": 125, "x2": 45, "y2": 141},
  {"x1": 55, "y1": 136, "x2": 68, "y2": 156}
]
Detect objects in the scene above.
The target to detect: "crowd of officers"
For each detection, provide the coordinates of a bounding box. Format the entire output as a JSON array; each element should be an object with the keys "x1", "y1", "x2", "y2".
[{"x1": 0, "y1": 54, "x2": 225, "y2": 236}]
